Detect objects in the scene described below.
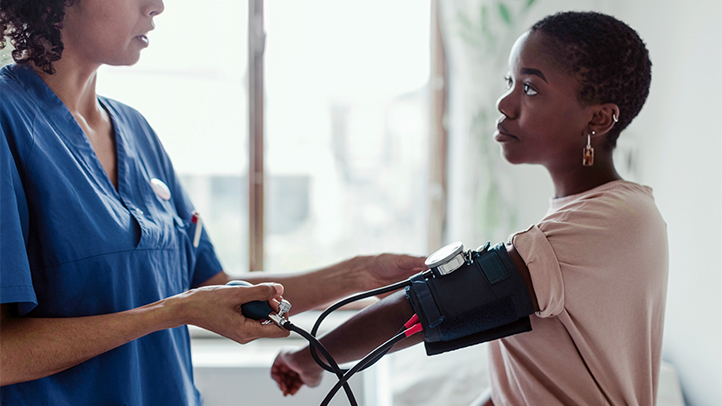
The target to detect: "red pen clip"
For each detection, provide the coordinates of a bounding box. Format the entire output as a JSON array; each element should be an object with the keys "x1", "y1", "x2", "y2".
[{"x1": 191, "y1": 211, "x2": 203, "y2": 248}]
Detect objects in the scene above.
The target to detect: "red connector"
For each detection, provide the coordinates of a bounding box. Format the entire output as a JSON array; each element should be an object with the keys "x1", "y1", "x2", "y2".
[
  {"x1": 403, "y1": 313, "x2": 423, "y2": 337},
  {"x1": 404, "y1": 313, "x2": 420, "y2": 329},
  {"x1": 404, "y1": 322, "x2": 423, "y2": 337}
]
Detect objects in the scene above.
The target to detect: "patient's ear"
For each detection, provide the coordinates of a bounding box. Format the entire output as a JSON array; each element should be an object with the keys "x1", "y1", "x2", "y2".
[{"x1": 588, "y1": 103, "x2": 620, "y2": 137}]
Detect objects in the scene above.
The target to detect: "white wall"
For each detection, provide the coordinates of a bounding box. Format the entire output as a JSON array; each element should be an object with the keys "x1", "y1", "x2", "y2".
[{"x1": 616, "y1": 1, "x2": 722, "y2": 405}]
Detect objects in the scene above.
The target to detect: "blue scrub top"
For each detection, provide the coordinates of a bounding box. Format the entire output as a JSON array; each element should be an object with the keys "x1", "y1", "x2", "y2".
[{"x1": 0, "y1": 64, "x2": 223, "y2": 405}]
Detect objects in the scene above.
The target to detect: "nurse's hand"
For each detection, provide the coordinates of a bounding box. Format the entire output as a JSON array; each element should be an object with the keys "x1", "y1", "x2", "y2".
[
  {"x1": 271, "y1": 347, "x2": 323, "y2": 396},
  {"x1": 175, "y1": 283, "x2": 290, "y2": 344},
  {"x1": 358, "y1": 253, "x2": 427, "y2": 292}
]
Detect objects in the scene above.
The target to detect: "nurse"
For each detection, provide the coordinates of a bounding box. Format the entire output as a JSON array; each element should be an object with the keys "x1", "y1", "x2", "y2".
[{"x1": 0, "y1": 0, "x2": 427, "y2": 404}]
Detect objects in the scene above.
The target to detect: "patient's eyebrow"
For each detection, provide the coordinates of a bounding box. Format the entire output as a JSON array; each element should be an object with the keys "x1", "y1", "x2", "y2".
[{"x1": 520, "y1": 67, "x2": 548, "y2": 83}]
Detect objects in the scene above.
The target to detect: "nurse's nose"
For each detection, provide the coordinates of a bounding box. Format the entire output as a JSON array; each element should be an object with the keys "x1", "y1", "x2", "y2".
[{"x1": 146, "y1": 0, "x2": 165, "y2": 17}]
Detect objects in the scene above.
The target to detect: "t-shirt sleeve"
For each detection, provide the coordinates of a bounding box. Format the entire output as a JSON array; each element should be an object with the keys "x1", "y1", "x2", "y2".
[
  {"x1": 0, "y1": 126, "x2": 37, "y2": 314},
  {"x1": 512, "y1": 224, "x2": 564, "y2": 318},
  {"x1": 511, "y1": 191, "x2": 644, "y2": 319}
]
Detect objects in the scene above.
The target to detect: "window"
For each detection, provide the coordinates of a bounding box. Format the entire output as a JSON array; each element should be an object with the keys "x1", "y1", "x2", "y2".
[
  {"x1": 97, "y1": 0, "x2": 435, "y2": 275},
  {"x1": 263, "y1": 0, "x2": 432, "y2": 271}
]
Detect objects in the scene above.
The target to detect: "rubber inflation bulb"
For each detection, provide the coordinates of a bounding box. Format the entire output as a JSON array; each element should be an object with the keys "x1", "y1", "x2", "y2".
[{"x1": 226, "y1": 280, "x2": 274, "y2": 320}]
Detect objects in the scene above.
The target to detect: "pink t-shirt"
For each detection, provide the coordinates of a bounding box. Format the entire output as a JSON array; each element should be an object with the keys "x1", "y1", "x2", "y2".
[{"x1": 489, "y1": 180, "x2": 668, "y2": 406}]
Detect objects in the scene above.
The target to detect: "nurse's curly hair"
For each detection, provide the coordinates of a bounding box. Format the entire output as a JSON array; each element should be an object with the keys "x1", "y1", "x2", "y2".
[
  {"x1": 0, "y1": 0, "x2": 76, "y2": 74},
  {"x1": 531, "y1": 11, "x2": 652, "y2": 149}
]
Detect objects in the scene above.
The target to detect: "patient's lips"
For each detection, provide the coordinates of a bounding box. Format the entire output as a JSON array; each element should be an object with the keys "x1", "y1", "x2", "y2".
[{"x1": 495, "y1": 122, "x2": 518, "y2": 142}]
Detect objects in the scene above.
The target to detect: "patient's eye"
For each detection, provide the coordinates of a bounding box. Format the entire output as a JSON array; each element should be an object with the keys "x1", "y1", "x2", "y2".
[
  {"x1": 504, "y1": 75, "x2": 513, "y2": 89},
  {"x1": 523, "y1": 83, "x2": 538, "y2": 96}
]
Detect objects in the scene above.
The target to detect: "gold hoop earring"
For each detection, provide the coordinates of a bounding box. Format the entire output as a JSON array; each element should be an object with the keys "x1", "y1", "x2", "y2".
[{"x1": 583, "y1": 131, "x2": 595, "y2": 166}]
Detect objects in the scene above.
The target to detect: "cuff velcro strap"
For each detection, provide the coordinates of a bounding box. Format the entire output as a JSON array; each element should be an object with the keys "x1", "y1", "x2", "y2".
[{"x1": 409, "y1": 273, "x2": 444, "y2": 328}]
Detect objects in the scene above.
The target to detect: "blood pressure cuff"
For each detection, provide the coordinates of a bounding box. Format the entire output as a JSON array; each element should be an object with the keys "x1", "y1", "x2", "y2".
[{"x1": 406, "y1": 242, "x2": 535, "y2": 356}]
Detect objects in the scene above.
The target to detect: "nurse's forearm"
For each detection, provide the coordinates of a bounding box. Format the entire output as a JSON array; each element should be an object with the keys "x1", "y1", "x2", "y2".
[
  {"x1": 0, "y1": 300, "x2": 179, "y2": 386},
  {"x1": 228, "y1": 261, "x2": 366, "y2": 315},
  {"x1": 0, "y1": 283, "x2": 287, "y2": 386},
  {"x1": 205, "y1": 254, "x2": 426, "y2": 315}
]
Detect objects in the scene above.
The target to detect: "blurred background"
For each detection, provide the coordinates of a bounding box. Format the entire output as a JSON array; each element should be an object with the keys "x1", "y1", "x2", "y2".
[{"x1": 3, "y1": 0, "x2": 719, "y2": 404}]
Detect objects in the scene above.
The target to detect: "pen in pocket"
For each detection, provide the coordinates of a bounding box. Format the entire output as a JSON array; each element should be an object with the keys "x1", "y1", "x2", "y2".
[{"x1": 191, "y1": 211, "x2": 203, "y2": 248}]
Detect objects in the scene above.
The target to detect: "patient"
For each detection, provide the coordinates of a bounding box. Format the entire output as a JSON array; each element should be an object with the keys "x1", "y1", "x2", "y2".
[{"x1": 271, "y1": 11, "x2": 668, "y2": 405}]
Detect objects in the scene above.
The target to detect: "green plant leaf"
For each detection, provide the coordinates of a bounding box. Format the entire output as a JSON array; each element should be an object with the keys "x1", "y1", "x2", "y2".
[
  {"x1": 480, "y1": 4, "x2": 489, "y2": 32},
  {"x1": 498, "y1": 3, "x2": 512, "y2": 26},
  {"x1": 457, "y1": 10, "x2": 473, "y2": 31}
]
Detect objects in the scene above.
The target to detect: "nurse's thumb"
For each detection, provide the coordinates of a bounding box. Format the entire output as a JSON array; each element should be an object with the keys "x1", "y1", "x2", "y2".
[{"x1": 244, "y1": 283, "x2": 285, "y2": 301}]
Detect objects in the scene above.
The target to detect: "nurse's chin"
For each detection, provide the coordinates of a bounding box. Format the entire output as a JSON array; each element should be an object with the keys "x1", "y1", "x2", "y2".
[{"x1": 105, "y1": 54, "x2": 143, "y2": 68}]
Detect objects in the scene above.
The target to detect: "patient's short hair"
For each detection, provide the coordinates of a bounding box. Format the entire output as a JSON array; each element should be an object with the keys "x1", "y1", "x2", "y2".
[{"x1": 531, "y1": 11, "x2": 652, "y2": 148}]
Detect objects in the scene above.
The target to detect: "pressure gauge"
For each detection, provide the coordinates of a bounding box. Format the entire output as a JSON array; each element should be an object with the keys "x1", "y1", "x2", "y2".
[{"x1": 425, "y1": 241, "x2": 467, "y2": 276}]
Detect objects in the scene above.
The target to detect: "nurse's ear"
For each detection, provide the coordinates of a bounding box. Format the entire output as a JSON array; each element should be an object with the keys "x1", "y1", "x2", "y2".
[{"x1": 587, "y1": 103, "x2": 620, "y2": 138}]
